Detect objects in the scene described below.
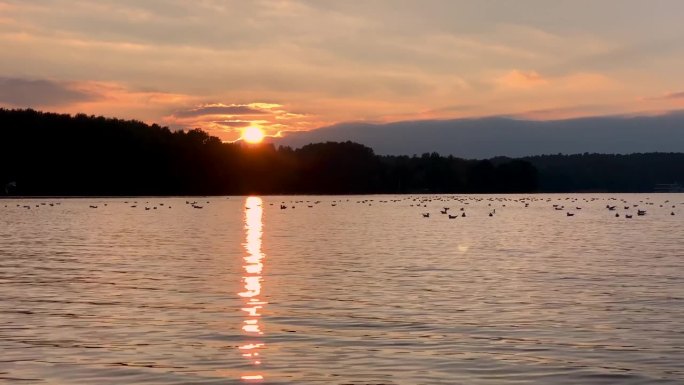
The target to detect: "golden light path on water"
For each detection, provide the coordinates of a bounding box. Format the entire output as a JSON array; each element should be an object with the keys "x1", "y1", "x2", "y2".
[{"x1": 239, "y1": 197, "x2": 267, "y2": 382}]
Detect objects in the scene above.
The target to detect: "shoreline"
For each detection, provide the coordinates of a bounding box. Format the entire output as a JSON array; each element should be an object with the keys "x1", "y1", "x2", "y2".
[{"x1": 2, "y1": 191, "x2": 682, "y2": 199}]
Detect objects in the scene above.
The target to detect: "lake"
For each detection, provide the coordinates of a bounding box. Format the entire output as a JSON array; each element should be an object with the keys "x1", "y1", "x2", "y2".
[{"x1": 1, "y1": 194, "x2": 683, "y2": 384}]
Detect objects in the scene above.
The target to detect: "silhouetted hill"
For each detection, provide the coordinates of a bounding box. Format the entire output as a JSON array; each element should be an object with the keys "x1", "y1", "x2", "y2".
[{"x1": 273, "y1": 113, "x2": 684, "y2": 158}]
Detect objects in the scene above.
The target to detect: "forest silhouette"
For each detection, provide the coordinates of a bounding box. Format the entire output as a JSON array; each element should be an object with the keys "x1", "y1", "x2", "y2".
[{"x1": 1, "y1": 109, "x2": 681, "y2": 196}]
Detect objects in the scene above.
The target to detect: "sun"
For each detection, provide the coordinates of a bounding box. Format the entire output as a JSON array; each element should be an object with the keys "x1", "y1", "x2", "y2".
[{"x1": 242, "y1": 126, "x2": 265, "y2": 144}]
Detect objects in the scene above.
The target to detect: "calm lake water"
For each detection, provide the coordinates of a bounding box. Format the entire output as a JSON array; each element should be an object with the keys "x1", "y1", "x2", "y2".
[{"x1": 1, "y1": 194, "x2": 683, "y2": 384}]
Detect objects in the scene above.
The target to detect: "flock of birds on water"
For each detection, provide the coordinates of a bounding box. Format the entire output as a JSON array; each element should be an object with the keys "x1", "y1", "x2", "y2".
[
  {"x1": 265, "y1": 195, "x2": 680, "y2": 220},
  {"x1": 3, "y1": 199, "x2": 213, "y2": 211},
  {"x1": 2, "y1": 195, "x2": 681, "y2": 219}
]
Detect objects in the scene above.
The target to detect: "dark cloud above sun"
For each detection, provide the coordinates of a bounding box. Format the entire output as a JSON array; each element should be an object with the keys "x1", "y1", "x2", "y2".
[
  {"x1": 0, "y1": 77, "x2": 97, "y2": 107},
  {"x1": 173, "y1": 105, "x2": 268, "y2": 118}
]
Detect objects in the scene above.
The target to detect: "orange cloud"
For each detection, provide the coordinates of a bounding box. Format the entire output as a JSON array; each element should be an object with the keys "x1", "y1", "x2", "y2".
[
  {"x1": 164, "y1": 102, "x2": 316, "y2": 141},
  {"x1": 68, "y1": 82, "x2": 194, "y2": 113},
  {"x1": 496, "y1": 70, "x2": 615, "y2": 92},
  {"x1": 559, "y1": 72, "x2": 615, "y2": 92},
  {"x1": 638, "y1": 90, "x2": 684, "y2": 115},
  {"x1": 497, "y1": 70, "x2": 549, "y2": 88},
  {"x1": 646, "y1": 91, "x2": 684, "y2": 101}
]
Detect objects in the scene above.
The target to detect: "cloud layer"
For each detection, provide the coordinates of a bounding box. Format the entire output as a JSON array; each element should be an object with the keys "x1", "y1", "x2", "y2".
[{"x1": 1, "y1": 1, "x2": 684, "y2": 140}]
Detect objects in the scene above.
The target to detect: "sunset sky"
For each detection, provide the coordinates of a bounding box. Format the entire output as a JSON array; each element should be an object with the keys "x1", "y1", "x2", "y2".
[{"x1": 2, "y1": 0, "x2": 684, "y2": 142}]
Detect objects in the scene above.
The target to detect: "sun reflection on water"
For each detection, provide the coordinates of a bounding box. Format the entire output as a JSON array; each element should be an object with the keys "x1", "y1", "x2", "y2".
[{"x1": 239, "y1": 196, "x2": 267, "y2": 381}]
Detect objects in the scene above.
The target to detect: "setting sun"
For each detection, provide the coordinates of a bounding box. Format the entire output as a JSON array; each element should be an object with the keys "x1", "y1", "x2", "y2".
[{"x1": 242, "y1": 126, "x2": 265, "y2": 144}]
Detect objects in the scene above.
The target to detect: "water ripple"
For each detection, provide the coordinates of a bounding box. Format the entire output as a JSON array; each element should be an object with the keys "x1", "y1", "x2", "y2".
[{"x1": 1, "y1": 194, "x2": 683, "y2": 384}]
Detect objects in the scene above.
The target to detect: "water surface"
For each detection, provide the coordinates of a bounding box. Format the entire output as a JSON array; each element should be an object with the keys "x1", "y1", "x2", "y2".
[{"x1": 1, "y1": 194, "x2": 683, "y2": 384}]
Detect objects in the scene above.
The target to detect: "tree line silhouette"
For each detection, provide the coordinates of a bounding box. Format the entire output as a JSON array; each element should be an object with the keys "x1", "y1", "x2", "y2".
[
  {"x1": 521, "y1": 153, "x2": 684, "y2": 192},
  {"x1": 0, "y1": 109, "x2": 681, "y2": 196}
]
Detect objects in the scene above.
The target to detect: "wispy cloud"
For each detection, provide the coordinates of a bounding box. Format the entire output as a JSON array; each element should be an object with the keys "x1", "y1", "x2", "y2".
[
  {"x1": 640, "y1": 90, "x2": 684, "y2": 106},
  {"x1": 640, "y1": 90, "x2": 684, "y2": 113},
  {"x1": 212, "y1": 120, "x2": 253, "y2": 128},
  {"x1": 497, "y1": 70, "x2": 548, "y2": 89},
  {"x1": 511, "y1": 104, "x2": 618, "y2": 120},
  {"x1": 495, "y1": 70, "x2": 616, "y2": 92},
  {"x1": 172, "y1": 104, "x2": 268, "y2": 118},
  {"x1": 656, "y1": 91, "x2": 684, "y2": 100}
]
